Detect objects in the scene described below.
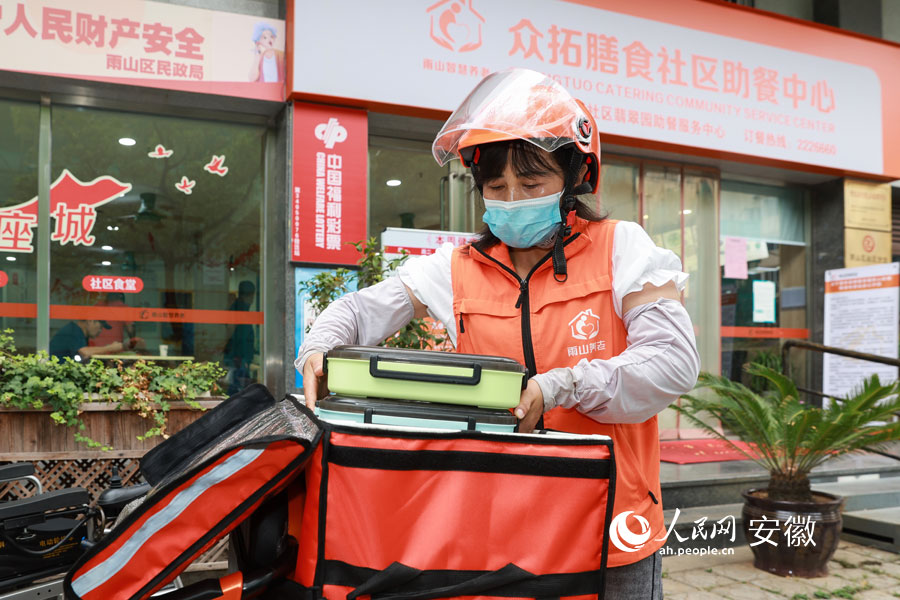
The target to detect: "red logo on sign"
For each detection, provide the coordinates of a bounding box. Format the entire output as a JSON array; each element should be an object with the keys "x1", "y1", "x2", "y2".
[
  {"x1": 863, "y1": 235, "x2": 876, "y2": 253},
  {"x1": 427, "y1": 0, "x2": 484, "y2": 53},
  {"x1": 314, "y1": 118, "x2": 348, "y2": 149},
  {"x1": 82, "y1": 275, "x2": 144, "y2": 293},
  {"x1": 0, "y1": 170, "x2": 131, "y2": 253},
  {"x1": 0, "y1": 271, "x2": 7, "y2": 288}
]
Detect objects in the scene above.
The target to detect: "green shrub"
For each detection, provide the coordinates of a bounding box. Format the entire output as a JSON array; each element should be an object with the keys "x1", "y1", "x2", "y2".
[{"x1": 0, "y1": 329, "x2": 225, "y2": 450}]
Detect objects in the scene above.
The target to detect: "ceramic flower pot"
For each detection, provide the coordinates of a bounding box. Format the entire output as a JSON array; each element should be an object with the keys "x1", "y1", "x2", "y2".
[{"x1": 741, "y1": 488, "x2": 844, "y2": 577}]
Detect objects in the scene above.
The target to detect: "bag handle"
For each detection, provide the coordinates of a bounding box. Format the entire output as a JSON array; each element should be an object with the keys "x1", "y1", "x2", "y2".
[
  {"x1": 369, "y1": 355, "x2": 482, "y2": 386},
  {"x1": 347, "y1": 562, "x2": 535, "y2": 600}
]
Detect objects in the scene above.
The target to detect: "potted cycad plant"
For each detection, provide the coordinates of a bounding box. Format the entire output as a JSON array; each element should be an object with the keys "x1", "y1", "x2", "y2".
[{"x1": 673, "y1": 363, "x2": 900, "y2": 577}]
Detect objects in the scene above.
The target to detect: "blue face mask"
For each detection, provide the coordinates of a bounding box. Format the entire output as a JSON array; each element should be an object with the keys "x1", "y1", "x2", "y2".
[{"x1": 482, "y1": 192, "x2": 562, "y2": 249}]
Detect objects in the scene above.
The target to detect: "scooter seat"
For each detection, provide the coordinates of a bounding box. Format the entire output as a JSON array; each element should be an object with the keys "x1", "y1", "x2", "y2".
[{"x1": 0, "y1": 488, "x2": 89, "y2": 525}]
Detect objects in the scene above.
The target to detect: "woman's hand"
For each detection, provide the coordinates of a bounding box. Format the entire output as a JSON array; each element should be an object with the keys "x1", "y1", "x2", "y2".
[
  {"x1": 302, "y1": 352, "x2": 328, "y2": 410},
  {"x1": 514, "y1": 379, "x2": 544, "y2": 433}
]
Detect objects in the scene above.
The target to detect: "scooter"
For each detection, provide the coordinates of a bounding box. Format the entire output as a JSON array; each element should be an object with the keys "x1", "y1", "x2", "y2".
[{"x1": 0, "y1": 463, "x2": 156, "y2": 600}]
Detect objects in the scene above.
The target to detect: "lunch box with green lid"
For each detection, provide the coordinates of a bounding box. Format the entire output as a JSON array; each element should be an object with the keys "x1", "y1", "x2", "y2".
[
  {"x1": 316, "y1": 395, "x2": 518, "y2": 433},
  {"x1": 324, "y1": 345, "x2": 527, "y2": 409}
]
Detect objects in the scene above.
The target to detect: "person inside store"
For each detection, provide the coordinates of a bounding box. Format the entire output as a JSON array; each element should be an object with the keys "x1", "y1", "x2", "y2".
[
  {"x1": 50, "y1": 319, "x2": 124, "y2": 361},
  {"x1": 224, "y1": 280, "x2": 257, "y2": 394},
  {"x1": 294, "y1": 67, "x2": 700, "y2": 599},
  {"x1": 89, "y1": 292, "x2": 145, "y2": 352}
]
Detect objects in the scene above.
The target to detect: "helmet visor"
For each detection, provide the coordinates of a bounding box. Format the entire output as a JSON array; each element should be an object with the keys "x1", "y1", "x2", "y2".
[{"x1": 432, "y1": 68, "x2": 590, "y2": 166}]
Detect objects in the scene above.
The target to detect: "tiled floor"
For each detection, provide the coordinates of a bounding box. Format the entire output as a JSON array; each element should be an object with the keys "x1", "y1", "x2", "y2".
[{"x1": 662, "y1": 540, "x2": 900, "y2": 599}]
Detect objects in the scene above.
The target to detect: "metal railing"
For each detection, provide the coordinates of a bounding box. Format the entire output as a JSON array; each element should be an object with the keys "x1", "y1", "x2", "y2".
[{"x1": 781, "y1": 339, "x2": 900, "y2": 462}]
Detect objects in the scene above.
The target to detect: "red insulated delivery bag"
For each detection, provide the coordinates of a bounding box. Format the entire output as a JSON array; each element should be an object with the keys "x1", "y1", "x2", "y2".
[
  {"x1": 287, "y1": 422, "x2": 616, "y2": 600},
  {"x1": 63, "y1": 387, "x2": 322, "y2": 600},
  {"x1": 61, "y1": 386, "x2": 616, "y2": 600}
]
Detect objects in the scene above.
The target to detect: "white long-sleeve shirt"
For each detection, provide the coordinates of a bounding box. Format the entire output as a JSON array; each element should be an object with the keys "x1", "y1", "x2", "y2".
[{"x1": 295, "y1": 220, "x2": 700, "y2": 423}]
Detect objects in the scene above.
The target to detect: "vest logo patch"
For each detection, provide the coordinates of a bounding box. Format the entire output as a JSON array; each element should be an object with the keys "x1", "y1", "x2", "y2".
[{"x1": 568, "y1": 308, "x2": 601, "y2": 340}]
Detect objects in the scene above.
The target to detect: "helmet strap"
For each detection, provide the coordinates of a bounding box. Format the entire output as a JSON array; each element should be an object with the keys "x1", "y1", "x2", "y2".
[{"x1": 552, "y1": 151, "x2": 586, "y2": 283}]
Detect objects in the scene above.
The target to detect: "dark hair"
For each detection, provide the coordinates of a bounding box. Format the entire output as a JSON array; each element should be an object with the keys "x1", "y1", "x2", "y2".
[
  {"x1": 468, "y1": 140, "x2": 605, "y2": 251},
  {"x1": 238, "y1": 280, "x2": 256, "y2": 296}
]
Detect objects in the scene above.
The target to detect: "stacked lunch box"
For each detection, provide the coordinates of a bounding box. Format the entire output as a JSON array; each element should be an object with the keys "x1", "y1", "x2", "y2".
[{"x1": 318, "y1": 345, "x2": 527, "y2": 432}]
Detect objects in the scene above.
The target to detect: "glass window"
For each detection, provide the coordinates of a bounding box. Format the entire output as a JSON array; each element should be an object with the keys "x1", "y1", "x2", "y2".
[
  {"x1": 598, "y1": 157, "x2": 720, "y2": 438},
  {"x1": 599, "y1": 160, "x2": 638, "y2": 222},
  {"x1": 720, "y1": 180, "x2": 808, "y2": 386},
  {"x1": 48, "y1": 105, "x2": 266, "y2": 394},
  {"x1": 642, "y1": 163, "x2": 682, "y2": 257},
  {"x1": 368, "y1": 137, "x2": 451, "y2": 243},
  {"x1": 683, "y1": 170, "x2": 720, "y2": 370},
  {"x1": 721, "y1": 180, "x2": 804, "y2": 244},
  {"x1": 0, "y1": 99, "x2": 40, "y2": 353}
]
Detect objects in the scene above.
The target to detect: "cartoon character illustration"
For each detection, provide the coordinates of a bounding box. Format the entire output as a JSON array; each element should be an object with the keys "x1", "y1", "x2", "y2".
[{"x1": 249, "y1": 22, "x2": 285, "y2": 83}]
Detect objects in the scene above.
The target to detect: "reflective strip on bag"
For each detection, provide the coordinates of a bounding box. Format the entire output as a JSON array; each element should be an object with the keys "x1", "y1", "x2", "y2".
[{"x1": 71, "y1": 448, "x2": 264, "y2": 598}]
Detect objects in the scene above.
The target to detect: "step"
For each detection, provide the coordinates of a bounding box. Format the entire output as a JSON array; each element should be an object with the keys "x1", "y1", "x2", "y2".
[
  {"x1": 660, "y1": 444, "x2": 900, "y2": 510},
  {"x1": 841, "y1": 507, "x2": 900, "y2": 553},
  {"x1": 813, "y1": 475, "x2": 900, "y2": 512},
  {"x1": 658, "y1": 475, "x2": 900, "y2": 553}
]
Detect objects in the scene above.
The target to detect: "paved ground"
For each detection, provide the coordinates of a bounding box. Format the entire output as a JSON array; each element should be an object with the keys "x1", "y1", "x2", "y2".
[{"x1": 662, "y1": 541, "x2": 900, "y2": 599}]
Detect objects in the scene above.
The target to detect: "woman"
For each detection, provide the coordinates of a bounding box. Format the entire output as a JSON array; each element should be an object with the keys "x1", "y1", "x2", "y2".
[
  {"x1": 248, "y1": 23, "x2": 285, "y2": 83},
  {"x1": 295, "y1": 67, "x2": 700, "y2": 599}
]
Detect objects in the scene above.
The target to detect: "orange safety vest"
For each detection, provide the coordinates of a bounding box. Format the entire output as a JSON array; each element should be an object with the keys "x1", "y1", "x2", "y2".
[{"x1": 451, "y1": 217, "x2": 665, "y2": 567}]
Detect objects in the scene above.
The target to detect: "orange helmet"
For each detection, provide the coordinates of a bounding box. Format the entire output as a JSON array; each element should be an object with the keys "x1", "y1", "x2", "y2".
[{"x1": 432, "y1": 68, "x2": 600, "y2": 193}]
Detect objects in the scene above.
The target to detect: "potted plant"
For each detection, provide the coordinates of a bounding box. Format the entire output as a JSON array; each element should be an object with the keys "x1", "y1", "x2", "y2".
[{"x1": 673, "y1": 362, "x2": 900, "y2": 577}]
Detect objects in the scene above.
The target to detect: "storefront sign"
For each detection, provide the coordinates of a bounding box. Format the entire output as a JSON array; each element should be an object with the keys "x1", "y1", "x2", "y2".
[
  {"x1": 292, "y1": 0, "x2": 898, "y2": 177},
  {"x1": 291, "y1": 103, "x2": 367, "y2": 265},
  {"x1": 823, "y1": 263, "x2": 899, "y2": 402},
  {"x1": 381, "y1": 227, "x2": 477, "y2": 261},
  {"x1": 844, "y1": 179, "x2": 891, "y2": 231},
  {"x1": 0, "y1": 170, "x2": 131, "y2": 253},
  {"x1": 0, "y1": 0, "x2": 286, "y2": 102},
  {"x1": 844, "y1": 228, "x2": 891, "y2": 267},
  {"x1": 82, "y1": 275, "x2": 144, "y2": 293}
]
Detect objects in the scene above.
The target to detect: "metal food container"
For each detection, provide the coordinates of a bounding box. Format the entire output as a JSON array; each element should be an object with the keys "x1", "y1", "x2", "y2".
[
  {"x1": 324, "y1": 345, "x2": 527, "y2": 409},
  {"x1": 316, "y1": 395, "x2": 518, "y2": 433}
]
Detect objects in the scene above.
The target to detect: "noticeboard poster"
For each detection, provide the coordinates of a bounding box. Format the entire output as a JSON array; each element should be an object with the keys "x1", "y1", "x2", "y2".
[{"x1": 823, "y1": 262, "x2": 899, "y2": 403}]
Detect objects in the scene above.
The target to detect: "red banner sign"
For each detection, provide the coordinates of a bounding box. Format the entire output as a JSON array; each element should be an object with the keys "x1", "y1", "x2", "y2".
[
  {"x1": 291, "y1": 102, "x2": 367, "y2": 265},
  {"x1": 82, "y1": 275, "x2": 144, "y2": 293},
  {"x1": 0, "y1": 0, "x2": 286, "y2": 102},
  {"x1": 0, "y1": 170, "x2": 131, "y2": 254}
]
